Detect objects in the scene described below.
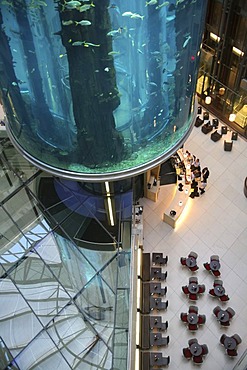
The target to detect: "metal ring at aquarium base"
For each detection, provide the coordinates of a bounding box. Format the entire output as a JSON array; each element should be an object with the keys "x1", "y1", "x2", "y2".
[{"x1": 5, "y1": 103, "x2": 196, "y2": 182}]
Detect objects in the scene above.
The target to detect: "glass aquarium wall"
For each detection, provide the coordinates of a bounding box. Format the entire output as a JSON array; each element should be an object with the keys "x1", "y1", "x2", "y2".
[{"x1": 0, "y1": 0, "x2": 207, "y2": 180}]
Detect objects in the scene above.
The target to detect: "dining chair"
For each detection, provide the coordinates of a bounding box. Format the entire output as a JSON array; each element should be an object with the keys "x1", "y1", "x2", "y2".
[
  {"x1": 226, "y1": 307, "x2": 235, "y2": 318},
  {"x1": 221, "y1": 320, "x2": 230, "y2": 327},
  {"x1": 188, "y1": 338, "x2": 198, "y2": 346},
  {"x1": 189, "y1": 277, "x2": 198, "y2": 284},
  {"x1": 182, "y1": 285, "x2": 189, "y2": 294},
  {"x1": 220, "y1": 294, "x2": 229, "y2": 302},
  {"x1": 201, "y1": 344, "x2": 208, "y2": 355},
  {"x1": 211, "y1": 255, "x2": 219, "y2": 261},
  {"x1": 198, "y1": 314, "x2": 206, "y2": 325},
  {"x1": 193, "y1": 355, "x2": 203, "y2": 364},
  {"x1": 162, "y1": 255, "x2": 168, "y2": 265},
  {"x1": 190, "y1": 265, "x2": 199, "y2": 272},
  {"x1": 180, "y1": 257, "x2": 186, "y2": 266},
  {"x1": 183, "y1": 347, "x2": 192, "y2": 359},
  {"x1": 188, "y1": 323, "x2": 198, "y2": 331},
  {"x1": 213, "y1": 306, "x2": 221, "y2": 316},
  {"x1": 227, "y1": 349, "x2": 238, "y2": 357},
  {"x1": 162, "y1": 300, "x2": 169, "y2": 310},
  {"x1": 189, "y1": 251, "x2": 198, "y2": 259},
  {"x1": 180, "y1": 312, "x2": 188, "y2": 322},
  {"x1": 212, "y1": 269, "x2": 221, "y2": 277},
  {"x1": 160, "y1": 271, "x2": 168, "y2": 281},
  {"x1": 209, "y1": 288, "x2": 216, "y2": 296},
  {"x1": 203, "y1": 262, "x2": 211, "y2": 271},
  {"x1": 160, "y1": 320, "x2": 168, "y2": 331},
  {"x1": 161, "y1": 356, "x2": 170, "y2": 366},
  {"x1": 189, "y1": 305, "x2": 198, "y2": 314},
  {"x1": 232, "y1": 334, "x2": 242, "y2": 345},
  {"x1": 160, "y1": 336, "x2": 169, "y2": 346},
  {"x1": 220, "y1": 334, "x2": 227, "y2": 345},
  {"x1": 198, "y1": 284, "x2": 205, "y2": 293},
  {"x1": 189, "y1": 293, "x2": 198, "y2": 301},
  {"x1": 160, "y1": 286, "x2": 167, "y2": 296},
  {"x1": 214, "y1": 279, "x2": 223, "y2": 286}
]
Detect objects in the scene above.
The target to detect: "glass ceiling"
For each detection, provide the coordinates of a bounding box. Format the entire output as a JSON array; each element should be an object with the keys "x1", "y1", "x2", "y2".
[{"x1": 0, "y1": 137, "x2": 131, "y2": 370}]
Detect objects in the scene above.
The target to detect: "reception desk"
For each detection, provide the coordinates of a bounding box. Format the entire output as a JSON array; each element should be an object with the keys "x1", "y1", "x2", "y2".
[{"x1": 163, "y1": 150, "x2": 191, "y2": 228}]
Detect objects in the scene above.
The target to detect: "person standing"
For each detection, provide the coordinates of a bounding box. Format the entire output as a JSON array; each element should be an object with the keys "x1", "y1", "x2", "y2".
[
  {"x1": 202, "y1": 167, "x2": 210, "y2": 182},
  {"x1": 199, "y1": 179, "x2": 207, "y2": 195}
]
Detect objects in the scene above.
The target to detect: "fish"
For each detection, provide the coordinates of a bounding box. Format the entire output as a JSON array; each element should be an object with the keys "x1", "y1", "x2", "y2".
[
  {"x1": 79, "y1": 3, "x2": 95, "y2": 12},
  {"x1": 83, "y1": 41, "x2": 100, "y2": 47},
  {"x1": 104, "y1": 67, "x2": 110, "y2": 72},
  {"x1": 62, "y1": 20, "x2": 74, "y2": 26},
  {"x1": 11, "y1": 82, "x2": 18, "y2": 86},
  {"x1": 71, "y1": 41, "x2": 84, "y2": 46},
  {"x1": 137, "y1": 49, "x2": 144, "y2": 54},
  {"x1": 183, "y1": 35, "x2": 191, "y2": 48},
  {"x1": 71, "y1": 40, "x2": 100, "y2": 47},
  {"x1": 74, "y1": 20, "x2": 92, "y2": 26},
  {"x1": 122, "y1": 11, "x2": 133, "y2": 17},
  {"x1": 59, "y1": 53, "x2": 67, "y2": 58},
  {"x1": 145, "y1": 0, "x2": 158, "y2": 6},
  {"x1": 166, "y1": 15, "x2": 175, "y2": 21},
  {"x1": 131, "y1": 13, "x2": 144, "y2": 20},
  {"x1": 108, "y1": 51, "x2": 120, "y2": 55},
  {"x1": 64, "y1": 0, "x2": 81, "y2": 10},
  {"x1": 107, "y1": 28, "x2": 123, "y2": 37},
  {"x1": 155, "y1": 2, "x2": 169, "y2": 10}
]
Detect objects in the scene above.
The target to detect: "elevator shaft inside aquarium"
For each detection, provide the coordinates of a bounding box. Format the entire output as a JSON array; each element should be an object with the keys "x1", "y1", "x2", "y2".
[{"x1": 0, "y1": 0, "x2": 207, "y2": 179}]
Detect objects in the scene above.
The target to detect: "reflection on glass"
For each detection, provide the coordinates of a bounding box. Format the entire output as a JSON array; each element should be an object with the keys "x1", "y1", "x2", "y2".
[
  {"x1": 14, "y1": 331, "x2": 71, "y2": 370},
  {"x1": 47, "y1": 304, "x2": 112, "y2": 369},
  {"x1": 0, "y1": 1, "x2": 207, "y2": 178},
  {"x1": 8, "y1": 251, "x2": 71, "y2": 325},
  {"x1": 0, "y1": 278, "x2": 43, "y2": 355}
]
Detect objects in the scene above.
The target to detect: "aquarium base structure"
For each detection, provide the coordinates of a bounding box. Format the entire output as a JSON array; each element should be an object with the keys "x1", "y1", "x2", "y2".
[{"x1": 6, "y1": 106, "x2": 196, "y2": 182}]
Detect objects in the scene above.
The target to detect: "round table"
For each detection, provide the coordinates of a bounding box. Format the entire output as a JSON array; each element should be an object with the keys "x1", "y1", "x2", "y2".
[
  {"x1": 190, "y1": 342, "x2": 203, "y2": 356},
  {"x1": 187, "y1": 313, "x2": 198, "y2": 324},
  {"x1": 188, "y1": 283, "x2": 199, "y2": 294},
  {"x1": 224, "y1": 337, "x2": 237, "y2": 350},
  {"x1": 210, "y1": 260, "x2": 221, "y2": 271},
  {"x1": 217, "y1": 310, "x2": 230, "y2": 323},
  {"x1": 214, "y1": 285, "x2": 225, "y2": 297},
  {"x1": 186, "y1": 257, "x2": 197, "y2": 268}
]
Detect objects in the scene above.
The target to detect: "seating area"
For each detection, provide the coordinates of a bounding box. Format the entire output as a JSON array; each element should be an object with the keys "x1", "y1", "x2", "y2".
[
  {"x1": 178, "y1": 249, "x2": 243, "y2": 365},
  {"x1": 213, "y1": 306, "x2": 235, "y2": 326},
  {"x1": 141, "y1": 352, "x2": 170, "y2": 369},
  {"x1": 209, "y1": 279, "x2": 229, "y2": 302},
  {"x1": 203, "y1": 255, "x2": 221, "y2": 276},
  {"x1": 180, "y1": 251, "x2": 199, "y2": 271},
  {"x1": 220, "y1": 334, "x2": 242, "y2": 357},
  {"x1": 180, "y1": 305, "x2": 206, "y2": 331},
  {"x1": 195, "y1": 107, "x2": 239, "y2": 152},
  {"x1": 138, "y1": 252, "x2": 170, "y2": 365},
  {"x1": 182, "y1": 276, "x2": 205, "y2": 301},
  {"x1": 182, "y1": 338, "x2": 209, "y2": 364}
]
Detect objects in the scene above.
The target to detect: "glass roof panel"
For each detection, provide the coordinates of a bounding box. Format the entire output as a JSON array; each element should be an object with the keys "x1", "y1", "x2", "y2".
[
  {"x1": 13, "y1": 331, "x2": 71, "y2": 370},
  {"x1": 0, "y1": 278, "x2": 43, "y2": 356},
  {"x1": 47, "y1": 303, "x2": 110, "y2": 369},
  {"x1": 7, "y1": 251, "x2": 71, "y2": 326}
]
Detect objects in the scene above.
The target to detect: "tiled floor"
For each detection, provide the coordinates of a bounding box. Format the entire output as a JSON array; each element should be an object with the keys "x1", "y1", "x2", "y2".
[{"x1": 140, "y1": 112, "x2": 247, "y2": 370}]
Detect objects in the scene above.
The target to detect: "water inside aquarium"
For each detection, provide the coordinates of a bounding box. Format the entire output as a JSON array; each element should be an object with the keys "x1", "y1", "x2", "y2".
[{"x1": 0, "y1": 0, "x2": 207, "y2": 178}]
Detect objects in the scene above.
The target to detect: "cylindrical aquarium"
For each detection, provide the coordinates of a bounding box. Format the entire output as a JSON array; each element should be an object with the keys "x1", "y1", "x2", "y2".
[{"x1": 0, "y1": 0, "x2": 207, "y2": 181}]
